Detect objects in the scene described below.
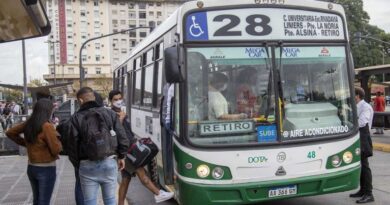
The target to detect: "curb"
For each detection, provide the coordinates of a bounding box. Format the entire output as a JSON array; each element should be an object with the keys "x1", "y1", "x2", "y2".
[{"x1": 373, "y1": 142, "x2": 390, "y2": 153}]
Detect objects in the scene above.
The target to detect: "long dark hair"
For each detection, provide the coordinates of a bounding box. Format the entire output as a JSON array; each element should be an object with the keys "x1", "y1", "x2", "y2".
[{"x1": 24, "y1": 99, "x2": 54, "y2": 143}]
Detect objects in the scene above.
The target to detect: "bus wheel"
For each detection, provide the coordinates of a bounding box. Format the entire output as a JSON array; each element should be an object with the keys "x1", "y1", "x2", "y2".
[{"x1": 147, "y1": 157, "x2": 159, "y2": 186}]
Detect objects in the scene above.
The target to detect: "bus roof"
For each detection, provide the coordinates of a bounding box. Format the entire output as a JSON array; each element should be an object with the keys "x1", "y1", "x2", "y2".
[{"x1": 116, "y1": 0, "x2": 346, "y2": 70}]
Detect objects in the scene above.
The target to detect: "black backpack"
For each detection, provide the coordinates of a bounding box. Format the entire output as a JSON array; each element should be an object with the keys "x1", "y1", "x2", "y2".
[
  {"x1": 126, "y1": 138, "x2": 158, "y2": 168},
  {"x1": 81, "y1": 108, "x2": 114, "y2": 161}
]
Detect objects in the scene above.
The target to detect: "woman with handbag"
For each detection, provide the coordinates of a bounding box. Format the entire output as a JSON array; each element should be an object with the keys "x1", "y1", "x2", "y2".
[
  {"x1": 6, "y1": 99, "x2": 62, "y2": 205},
  {"x1": 109, "y1": 90, "x2": 174, "y2": 205}
]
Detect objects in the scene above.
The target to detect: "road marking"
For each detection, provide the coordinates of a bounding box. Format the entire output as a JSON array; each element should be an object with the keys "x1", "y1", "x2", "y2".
[{"x1": 373, "y1": 142, "x2": 390, "y2": 153}]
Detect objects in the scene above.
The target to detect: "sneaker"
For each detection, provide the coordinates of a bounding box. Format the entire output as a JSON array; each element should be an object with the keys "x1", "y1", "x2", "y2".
[{"x1": 154, "y1": 190, "x2": 174, "y2": 203}]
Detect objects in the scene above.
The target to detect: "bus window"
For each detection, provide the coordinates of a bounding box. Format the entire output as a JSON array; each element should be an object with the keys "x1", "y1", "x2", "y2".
[
  {"x1": 156, "y1": 42, "x2": 164, "y2": 60},
  {"x1": 143, "y1": 65, "x2": 154, "y2": 107},
  {"x1": 133, "y1": 70, "x2": 142, "y2": 105},
  {"x1": 186, "y1": 47, "x2": 272, "y2": 145},
  {"x1": 277, "y1": 46, "x2": 353, "y2": 140},
  {"x1": 146, "y1": 48, "x2": 154, "y2": 64},
  {"x1": 133, "y1": 57, "x2": 142, "y2": 105},
  {"x1": 123, "y1": 71, "x2": 128, "y2": 103},
  {"x1": 121, "y1": 66, "x2": 127, "y2": 94},
  {"x1": 156, "y1": 61, "x2": 163, "y2": 107}
]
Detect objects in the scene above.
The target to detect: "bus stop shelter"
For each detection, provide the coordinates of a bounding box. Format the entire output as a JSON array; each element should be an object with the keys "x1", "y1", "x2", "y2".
[
  {"x1": 355, "y1": 64, "x2": 390, "y2": 128},
  {"x1": 0, "y1": 82, "x2": 73, "y2": 103}
]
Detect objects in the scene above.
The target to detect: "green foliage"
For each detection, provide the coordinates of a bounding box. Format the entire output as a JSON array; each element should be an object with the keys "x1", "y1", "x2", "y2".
[
  {"x1": 1, "y1": 89, "x2": 23, "y2": 102},
  {"x1": 321, "y1": 0, "x2": 390, "y2": 67},
  {"x1": 28, "y1": 78, "x2": 47, "y2": 87},
  {"x1": 93, "y1": 76, "x2": 112, "y2": 99}
]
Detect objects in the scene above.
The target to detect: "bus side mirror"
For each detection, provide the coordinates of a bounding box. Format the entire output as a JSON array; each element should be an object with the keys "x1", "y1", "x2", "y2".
[{"x1": 164, "y1": 47, "x2": 183, "y2": 83}]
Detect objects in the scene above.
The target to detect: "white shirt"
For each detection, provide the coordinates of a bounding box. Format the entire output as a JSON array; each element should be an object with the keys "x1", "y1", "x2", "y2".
[
  {"x1": 208, "y1": 91, "x2": 228, "y2": 120},
  {"x1": 12, "y1": 104, "x2": 20, "y2": 114},
  {"x1": 356, "y1": 99, "x2": 374, "y2": 129}
]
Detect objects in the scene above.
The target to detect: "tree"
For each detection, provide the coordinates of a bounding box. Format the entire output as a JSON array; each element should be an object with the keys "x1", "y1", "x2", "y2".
[
  {"x1": 320, "y1": 0, "x2": 390, "y2": 67},
  {"x1": 3, "y1": 89, "x2": 23, "y2": 102},
  {"x1": 28, "y1": 78, "x2": 47, "y2": 87},
  {"x1": 93, "y1": 75, "x2": 112, "y2": 99}
]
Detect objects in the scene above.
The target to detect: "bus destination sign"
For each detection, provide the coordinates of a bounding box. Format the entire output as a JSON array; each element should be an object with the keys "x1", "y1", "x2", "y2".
[
  {"x1": 185, "y1": 8, "x2": 344, "y2": 41},
  {"x1": 199, "y1": 121, "x2": 254, "y2": 136}
]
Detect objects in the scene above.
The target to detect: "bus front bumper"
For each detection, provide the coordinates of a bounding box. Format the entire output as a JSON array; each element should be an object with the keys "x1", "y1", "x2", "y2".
[{"x1": 177, "y1": 165, "x2": 360, "y2": 205}]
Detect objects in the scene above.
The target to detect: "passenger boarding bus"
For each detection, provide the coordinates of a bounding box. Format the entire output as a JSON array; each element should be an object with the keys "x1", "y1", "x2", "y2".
[{"x1": 113, "y1": 0, "x2": 359, "y2": 204}]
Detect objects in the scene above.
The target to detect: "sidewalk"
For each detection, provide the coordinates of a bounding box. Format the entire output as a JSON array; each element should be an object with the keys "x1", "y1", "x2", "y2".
[
  {"x1": 0, "y1": 156, "x2": 106, "y2": 205},
  {"x1": 371, "y1": 129, "x2": 390, "y2": 152}
]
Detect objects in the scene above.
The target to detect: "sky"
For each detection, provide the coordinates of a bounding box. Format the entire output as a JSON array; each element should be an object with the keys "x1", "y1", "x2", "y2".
[{"x1": 0, "y1": 0, "x2": 389, "y2": 85}]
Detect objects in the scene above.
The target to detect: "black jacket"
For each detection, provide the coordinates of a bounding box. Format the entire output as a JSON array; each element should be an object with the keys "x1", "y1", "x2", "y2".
[
  {"x1": 110, "y1": 107, "x2": 136, "y2": 144},
  {"x1": 59, "y1": 101, "x2": 129, "y2": 167}
]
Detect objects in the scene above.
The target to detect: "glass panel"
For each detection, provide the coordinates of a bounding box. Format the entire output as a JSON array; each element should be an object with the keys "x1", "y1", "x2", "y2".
[
  {"x1": 133, "y1": 70, "x2": 142, "y2": 105},
  {"x1": 157, "y1": 61, "x2": 163, "y2": 95},
  {"x1": 146, "y1": 49, "x2": 154, "y2": 64},
  {"x1": 123, "y1": 74, "x2": 128, "y2": 102},
  {"x1": 186, "y1": 47, "x2": 274, "y2": 145},
  {"x1": 277, "y1": 46, "x2": 353, "y2": 140},
  {"x1": 143, "y1": 65, "x2": 154, "y2": 107},
  {"x1": 154, "y1": 60, "x2": 163, "y2": 108}
]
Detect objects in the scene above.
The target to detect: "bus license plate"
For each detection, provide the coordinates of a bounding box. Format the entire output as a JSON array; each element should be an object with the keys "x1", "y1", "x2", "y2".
[{"x1": 268, "y1": 185, "x2": 297, "y2": 198}]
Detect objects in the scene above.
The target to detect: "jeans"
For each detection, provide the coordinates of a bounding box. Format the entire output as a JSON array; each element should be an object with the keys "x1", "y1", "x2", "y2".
[
  {"x1": 27, "y1": 165, "x2": 56, "y2": 205},
  {"x1": 75, "y1": 168, "x2": 84, "y2": 205},
  {"x1": 79, "y1": 158, "x2": 117, "y2": 205}
]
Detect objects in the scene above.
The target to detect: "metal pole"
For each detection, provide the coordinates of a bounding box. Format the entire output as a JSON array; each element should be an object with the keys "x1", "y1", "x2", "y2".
[
  {"x1": 53, "y1": 41, "x2": 56, "y2": 85},
  {"x1": 22, "y1": 40, "x2": 28, "y2": 115},
  {"x1": 79, "y1": 26, "x2": 152, "y2": 88},
  {"x1": 62, "y1": 64, "x2": 64, "y2": 83}
]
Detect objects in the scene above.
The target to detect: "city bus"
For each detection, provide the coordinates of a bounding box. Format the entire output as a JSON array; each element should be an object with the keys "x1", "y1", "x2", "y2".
[{"x1": 113, "y1": 0, "x2": 360, "y2": 204}]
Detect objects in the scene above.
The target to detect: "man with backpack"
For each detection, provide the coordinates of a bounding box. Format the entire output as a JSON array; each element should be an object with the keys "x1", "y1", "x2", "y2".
[{"x1": 68, "y1": 87, "x2": 129, "y2": 205}]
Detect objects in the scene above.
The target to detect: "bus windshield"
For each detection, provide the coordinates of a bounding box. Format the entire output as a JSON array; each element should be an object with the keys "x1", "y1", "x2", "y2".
[
  {"x1": 278, "y1": 46, "x2": 353, "y2": 140},
  {"x1": 186, "y1": 47, "x2": 275, "y2": 145},
  {"x1": 186, "y1": 46, "x2": 354, "y2": 146}
]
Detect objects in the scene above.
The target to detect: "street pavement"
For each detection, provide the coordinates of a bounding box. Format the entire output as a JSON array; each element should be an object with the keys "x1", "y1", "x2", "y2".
[
  {"x1": 126, "y1": 151, "x2": 390, "y2": 205},
  {"x1": 372, "y1": 129, "x2": 390, "y2": 152},
  {"x1": 0, "y1": 128, "x2": 389, "y2": 204}
]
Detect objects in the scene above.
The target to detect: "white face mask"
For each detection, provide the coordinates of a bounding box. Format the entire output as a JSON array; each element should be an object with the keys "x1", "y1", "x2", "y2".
[
  {"x1": 113, "y1": 100, "x2": 123, "y2": 109},
  {"x1": 218, "y1": 84, "x2": 228, "y2": 92}
]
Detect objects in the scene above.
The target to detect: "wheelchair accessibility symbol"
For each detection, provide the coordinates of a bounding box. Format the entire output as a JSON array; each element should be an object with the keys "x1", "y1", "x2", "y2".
[
  {"x1": 189, "y1": 16, "x2": 204, "y2": 37},
  {"x1": 186, "y1": 12, "x2": 208, "y2": 40}
]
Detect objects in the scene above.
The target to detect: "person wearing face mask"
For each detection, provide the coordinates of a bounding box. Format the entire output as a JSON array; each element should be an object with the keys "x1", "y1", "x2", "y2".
[
  {"x1": 108, "y1": 90, "x2": 174, "y2": 205},
  {"x1": 209, "y1": 72, "x2": 248, "y2": 120}
]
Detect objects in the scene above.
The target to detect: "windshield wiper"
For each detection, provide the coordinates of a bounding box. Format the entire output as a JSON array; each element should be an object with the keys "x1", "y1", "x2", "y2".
[
  {"x1": 277, "y1": 41, "x2": 284, "y2": 111},
  {"x1": 263, "y1": 43, "x2": 273, "y2": 120}
]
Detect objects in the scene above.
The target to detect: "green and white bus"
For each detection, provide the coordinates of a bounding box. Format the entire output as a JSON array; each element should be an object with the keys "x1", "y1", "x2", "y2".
[{"x1": 113, "y1": 0, "x2": 360, "y2": 204}]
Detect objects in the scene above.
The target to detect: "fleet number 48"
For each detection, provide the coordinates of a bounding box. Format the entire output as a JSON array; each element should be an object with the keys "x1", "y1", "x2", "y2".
[{"x1": 307, "y1": 151, "x2": 316, "y2": 159}]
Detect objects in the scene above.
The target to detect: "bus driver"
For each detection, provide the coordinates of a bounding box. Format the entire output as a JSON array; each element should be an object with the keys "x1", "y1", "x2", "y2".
[{"x1": 208, "y1": 72, "x2": 247, "y2": 120}]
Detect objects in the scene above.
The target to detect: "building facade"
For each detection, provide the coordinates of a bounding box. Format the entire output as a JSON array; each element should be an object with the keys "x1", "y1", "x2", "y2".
[
  {"x1": 43, "y1": 0, "x2": 185, "y2": 97},
  {"x1": 109, "y1": 0, "x2": 181, "y2": 67}
]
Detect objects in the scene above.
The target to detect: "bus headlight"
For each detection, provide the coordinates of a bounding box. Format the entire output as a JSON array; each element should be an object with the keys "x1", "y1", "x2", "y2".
[
  {"x1": 212, "y1": 167, "x2": 224, "y2": 179},
  {"x1": 331, "y1": 155, "x2": 341, "y2": 167},
  {"x1": 343, "y1": 151, "x2": 353, "y2": 164},
  {"x1": 196, "y1": 164, "x2": 210, "y2": 178},
  {"x1": 355, "y1": 148, "x2": 361, "y2": 156}
]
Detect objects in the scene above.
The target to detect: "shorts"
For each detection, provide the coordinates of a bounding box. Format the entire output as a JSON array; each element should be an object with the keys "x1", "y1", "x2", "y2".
[{"x1": 121, "y1": 158, "x2": 136, "y2": 178}]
